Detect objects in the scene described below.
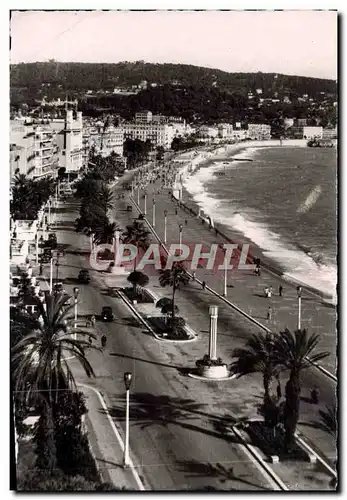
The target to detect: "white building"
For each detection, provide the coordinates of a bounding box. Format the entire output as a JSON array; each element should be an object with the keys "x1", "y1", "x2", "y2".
[
  {"x1": 135, "y1": 111, "x2": 153, "y2": 123},
  {"x1": 10, "y1": 121, "x2": 58, "y2": 179},
  {"x1": 198, "y1": 126, "x2": 219, "y2": 139},
  {"x1": 303, "y1": 126, "x2": 323, "y2": 139},
  {"x1": 87, "y1": 125, "x2": 124, "y2": 157},
  {"x1": 218, "y1": 123, "x2": 234, "y2": 139},
  {"x1": 322, "y1": 128, "x2": 338, "y2": 139},
  {"x1": 123, "y1": 122, "x2": 175, "y2": 148},
  {"x1": 54, "y1": 110, "x2": 83, "y2": 173},
  {"x1": 247, "y1": 124, "x2": 271, "y2": 140}
]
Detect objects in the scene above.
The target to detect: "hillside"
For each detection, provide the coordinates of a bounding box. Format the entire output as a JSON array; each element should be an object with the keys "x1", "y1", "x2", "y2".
[{"x1": 10, "y1": 61, "x2": 337, "y2": 98}]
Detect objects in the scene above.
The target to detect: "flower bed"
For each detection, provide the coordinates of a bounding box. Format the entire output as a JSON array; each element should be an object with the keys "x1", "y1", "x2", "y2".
[
  {"x1": 122, "y1": 287, "x2": 155, "y2": 304},
  {"x1": 146, "y1": 316, "x2": 193, "y2": 340},
  {"x1": 245, "y1": 421, "x2": 307, "y2": 461}
]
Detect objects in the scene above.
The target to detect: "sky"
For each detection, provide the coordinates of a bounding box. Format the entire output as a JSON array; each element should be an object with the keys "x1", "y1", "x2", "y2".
[{"x1": 10, "y1": 9, "x2": 338, "y2": 80}]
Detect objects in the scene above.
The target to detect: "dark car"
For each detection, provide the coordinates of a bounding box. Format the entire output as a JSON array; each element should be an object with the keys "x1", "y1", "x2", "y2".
[
  {"x1": 101, "y1": 306, "x2": 114, "y2": 322},
  {"x1": 47, "y1": 233, "x2": 57, "y2": 249},
  {"x1": 78, "y1": 269, "x2": 90, "y2": 284}
]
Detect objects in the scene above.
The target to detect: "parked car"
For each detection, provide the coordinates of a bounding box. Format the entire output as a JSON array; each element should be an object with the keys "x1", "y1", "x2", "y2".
[
  {"x1": 47, "y1": 233, "x2": 57, "y2": 249},
  {"x1": 78, "y1": 269, "x2": 90, "y2": 284},
  {"x1": 101, "y1": 306, "x2": 114, "y2": 322}
]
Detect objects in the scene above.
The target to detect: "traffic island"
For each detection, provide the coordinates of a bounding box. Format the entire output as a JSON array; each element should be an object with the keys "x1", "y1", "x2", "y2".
[
  {"x1": 189, "y1": 355, "x2": 235, "y2": 380},
  {"x1": 146, "y1": 315, "x2": 197, "y2": 343}
]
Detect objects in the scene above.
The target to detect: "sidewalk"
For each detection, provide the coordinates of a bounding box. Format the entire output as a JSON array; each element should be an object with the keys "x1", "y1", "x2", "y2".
[
  {"x1": 135, "y1": 178, "x2": 337, "y2": 376},
  {"x1": 111, "y1": 181, "x2": 337, "y2": 470}
]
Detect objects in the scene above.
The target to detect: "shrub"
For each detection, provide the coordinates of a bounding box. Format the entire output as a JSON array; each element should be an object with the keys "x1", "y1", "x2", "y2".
[{"x1": 196, "y1": 355, "x2": 225, "y2": 368}]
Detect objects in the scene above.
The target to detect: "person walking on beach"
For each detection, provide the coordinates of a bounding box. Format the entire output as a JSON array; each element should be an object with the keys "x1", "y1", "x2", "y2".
[
  {"x1": 267, "y1": 306, "x2": 272, "y2": 321},
  {"x1": 279, "y1": 285, "x2": 283, "y2": 297}
]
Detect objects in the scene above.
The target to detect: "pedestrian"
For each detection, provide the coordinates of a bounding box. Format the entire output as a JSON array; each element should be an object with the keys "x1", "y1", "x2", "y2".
[
  {"x1": 311, "y1": 386, "x2": 319, "y2": 404},
  {"x1": 192, "y1": 271, "x2": 196, "y2": 280},
  {"x1": 264, "y1": 287, "x2": 269, "y2": 298},
  {"x1": 269, "y1": 286, "x2": 273, "y2": 296},
  {"x1": 279, "y1": 285, "x2": 283, "y2": 297},
  {"x1": 276, "y1": 381, "x2": 282, "y2": 399},
  {"x1": 267, "y1": 306, "x2": 272, "y2": 321},
  {"x1": 175, "y1": 208, "x2": 178, "y2": 215},
  {"x1": 185, "y1": 219, "x2": 188, "y2": 226},
  {"x1": 101, "y1": 334, "x2": 107, "y2": 348},
  {"x1": 89, "y1": 336, "x2": 92, "y2": 345},
  {"x1": 91, "y1": 315, "x2": 96, "y2": 328},
  {"x1": 202, "y1": 280, "x2": 206, "y2": 290},
  {"x1": 39, "y1": 263, "x2": 43, "y2": 275}
]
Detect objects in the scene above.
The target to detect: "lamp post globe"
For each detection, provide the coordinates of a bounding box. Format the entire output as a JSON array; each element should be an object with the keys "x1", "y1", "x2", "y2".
[{"x1": 124, "y1": 371, "x2": 133, "y2": 390}]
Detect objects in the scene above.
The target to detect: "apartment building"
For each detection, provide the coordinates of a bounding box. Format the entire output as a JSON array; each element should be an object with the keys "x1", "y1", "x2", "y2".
[
  {"x1": 135, "y1": 111, "x2": 153, "y2": 123},
  {"x1": 123, "y1": 122, "x2": 175, "y2": 148},
  {"x1": 322, "y1": 127, "x2": 338, "y2": 139},
  {"x1": 54, "y1": 110, "x2": 83, "y2": 173},
  {"x1": 247, "y1": 124, "x2": 271, "y2": 140},
  {"x1": 218, "y1": 123, "x2": 234, "y2": 139},
  {"x1": 10, "y1": 121, "x2": 58, "y2": 179},
  {"x1": 86, "y1": 125, "x2": 124, "y2": 157},
  {"x1": 198, "y1": 126, "x2": 219, "y2": 138},
  {"x1": 287, "y1": 125, "x2": 323, "y2": 139}
]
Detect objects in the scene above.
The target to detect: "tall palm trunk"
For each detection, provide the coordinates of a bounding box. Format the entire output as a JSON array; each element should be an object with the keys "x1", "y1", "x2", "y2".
[
  {"x1": 172, "y1": 275, "x2": 176, "y2": 322},
  {"x1": 133, "y1": 243, "x2": 138, "y2": 271},
  {"x1": 284, "y1": 370, "x2": 301, "y2": 451},
  {"x1": 35, "y1": 396, "x2": 57, "y2": 475}
]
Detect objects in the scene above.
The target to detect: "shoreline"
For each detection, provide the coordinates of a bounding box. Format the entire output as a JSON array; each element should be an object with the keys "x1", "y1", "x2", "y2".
[{"x1": 171, "y1": 141, "x2": 336, "y2": 304}]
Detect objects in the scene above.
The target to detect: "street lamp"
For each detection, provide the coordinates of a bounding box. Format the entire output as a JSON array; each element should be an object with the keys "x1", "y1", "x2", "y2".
[
  {"x1": 35, "y1": 233, "x2": 39, "y2": 265},
  {"x1": 152, "y1": 198, "x2": 156, "y2": 227},
  {"x1": 73, "y1": 287, "x2": 79, "y2": 340},
  {"x1": 164, "y1": 210, "x2": 168, "y2": 244},
  {"x1": 297, "y1": 286, "x2": 302, "y2": 330},
  {"x1": 123, "y1": 372, "x2": 133, "y2": 468},
  {"x1": 179, "y1": 224, "x2": 183, "y2": 253},
  {"x1": 222, "y1": 247, "x2": 227, "y2": 297}
]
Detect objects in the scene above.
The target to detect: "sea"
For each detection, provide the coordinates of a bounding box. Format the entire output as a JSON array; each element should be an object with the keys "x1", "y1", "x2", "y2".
[{"x1": 183, "y1": 146, "x2": 337, "y2": 299}]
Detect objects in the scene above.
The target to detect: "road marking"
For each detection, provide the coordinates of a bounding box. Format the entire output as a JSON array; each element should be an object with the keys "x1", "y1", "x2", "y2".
[{"x1": 78, "y1": 382, "x2": 146, "y2": 491}]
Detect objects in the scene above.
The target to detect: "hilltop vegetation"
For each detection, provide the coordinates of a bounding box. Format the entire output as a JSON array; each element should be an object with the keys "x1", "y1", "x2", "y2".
[
  {"x1": 10, "y1": 60, "x2": 337, "y2": 97},
  {"x1": 10, "y1": 61, "x2": 337, "y2": 126}
]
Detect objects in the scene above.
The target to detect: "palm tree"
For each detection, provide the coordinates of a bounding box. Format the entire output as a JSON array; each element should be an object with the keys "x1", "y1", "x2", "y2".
[
  {"x1": 156, "y1": 297, "x2": 179, "y2": 325},
  {"x1": 231, "y1": 332, "x2": 281, "y2": 409},
  {"x1": 274, "y1": 328, "x2": 329, "y2": 450},
  {"x1": 317, "y1": 405, "x2": 337, "y2": 437},
  {"x1": 127, "y1": 270, "x2": 149, "y2": 295},
  {"x1": 12, "y1": 292, "x2": 98, "y2": 474},
  {"x1": 158, "y1": 262, "x2": 189, "y2": 323},
  {"x1": 95, "y1": 183, "x2": 114, "y2": 215},
  {"x1": 93, "y1": 221, "x2": 119, "y2": 245},
  {"x1": 122, "y1": 221, "x2": 150, "y2": 271},
  {"x1": 12, "y1": 292, "x2": 98, "y2": 403}
]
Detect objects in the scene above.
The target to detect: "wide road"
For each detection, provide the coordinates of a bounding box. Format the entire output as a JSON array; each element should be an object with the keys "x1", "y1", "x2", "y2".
[{"x1": 50, "y1": 199, "x2": 276, "y2": 491}]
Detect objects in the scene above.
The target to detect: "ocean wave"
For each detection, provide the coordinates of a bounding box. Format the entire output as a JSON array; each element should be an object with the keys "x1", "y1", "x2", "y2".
[{"x1": 217, "y1": 208, "x2": 337, "y2": 298}]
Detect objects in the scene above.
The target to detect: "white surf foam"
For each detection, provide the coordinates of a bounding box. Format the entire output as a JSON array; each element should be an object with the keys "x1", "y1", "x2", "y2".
[{"x1": 183, "y1": 163, "x2": 337, "y2": 300}]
